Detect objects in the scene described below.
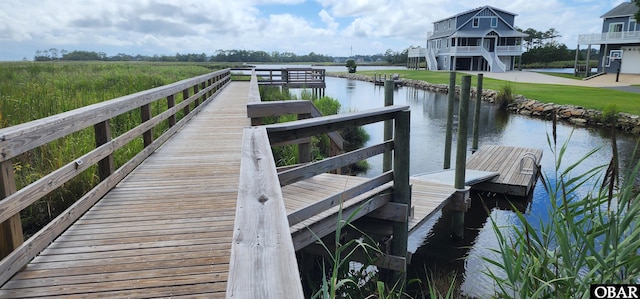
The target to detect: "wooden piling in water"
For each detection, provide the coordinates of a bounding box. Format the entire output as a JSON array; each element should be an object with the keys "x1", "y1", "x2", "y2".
[
  {"x1": 452, "y1": 75, "x2": 471, "y2": 240},
  {"x1": 472, "y1": 74, "x2": 483, "y2": 152},
  {"x1": 444, "y1": 72, "x2": 456, "y2": 169}
]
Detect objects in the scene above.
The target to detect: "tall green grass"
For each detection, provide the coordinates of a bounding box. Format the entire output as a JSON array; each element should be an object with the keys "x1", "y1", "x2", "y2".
[
  {"x1": 483, "y1": 123, "x2": 640, "y2": 297},
  {"x1": 0, "y1": 61, "x2": 216, "y2": 235}
]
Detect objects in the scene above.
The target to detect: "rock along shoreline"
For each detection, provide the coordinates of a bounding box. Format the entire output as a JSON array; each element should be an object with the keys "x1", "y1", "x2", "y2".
[{"x1": 327, "y1": 73, "x2": 640, "y2": 135}]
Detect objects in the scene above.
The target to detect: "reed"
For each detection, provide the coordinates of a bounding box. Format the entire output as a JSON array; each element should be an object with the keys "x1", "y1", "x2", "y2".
[
  {"x1": 483, "y1": 120, "x2": 640, "y2": 297},
  {"x1": 0, "y1": 61, "x2": 215, "y2": 234}
]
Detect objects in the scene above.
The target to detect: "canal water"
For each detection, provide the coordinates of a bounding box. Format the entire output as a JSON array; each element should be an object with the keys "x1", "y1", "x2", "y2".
[{"x1": 293, "y1": 75, "x2": 639, "y2": 297}]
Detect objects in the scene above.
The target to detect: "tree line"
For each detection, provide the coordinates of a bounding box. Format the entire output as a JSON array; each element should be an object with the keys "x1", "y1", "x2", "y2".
[{"x1": 32, "y1": 48, "x2": 410, "y2": 64}]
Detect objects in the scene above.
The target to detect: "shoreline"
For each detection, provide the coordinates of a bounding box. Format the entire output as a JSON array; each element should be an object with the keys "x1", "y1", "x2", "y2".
[{"x1": 327, "y1": 72, "x2": 640, "y2": 135}]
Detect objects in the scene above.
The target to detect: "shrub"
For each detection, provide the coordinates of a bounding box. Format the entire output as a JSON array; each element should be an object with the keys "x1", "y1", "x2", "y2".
[
  {"x1": 601, "y1": 104, "x2": 619, "y2": 126},
  {"x1": 496, "y1": 84, "x2": 514, "y2": 110}
]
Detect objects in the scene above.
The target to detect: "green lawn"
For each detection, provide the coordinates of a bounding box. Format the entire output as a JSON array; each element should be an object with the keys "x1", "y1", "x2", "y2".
[
  {"x1": 535, "y1": 72, "x2": 583, "y2": 80},
  {"x1": 356, "y1": 70, "x2": 640, "y2": 116}
]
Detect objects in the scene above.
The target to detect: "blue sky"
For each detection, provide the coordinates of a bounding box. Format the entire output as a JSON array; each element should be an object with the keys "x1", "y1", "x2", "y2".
[{"x1": 0, "y1": 0, "x2": 629, "y2": 61}]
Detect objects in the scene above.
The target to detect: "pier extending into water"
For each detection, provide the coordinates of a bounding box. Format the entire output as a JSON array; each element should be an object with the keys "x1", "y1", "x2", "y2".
[{"x1": 0, "y1": 68, "x2": 541, "y2": 298}]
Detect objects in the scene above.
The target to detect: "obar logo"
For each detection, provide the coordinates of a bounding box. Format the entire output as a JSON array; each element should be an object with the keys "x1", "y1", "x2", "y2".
[{"x1": 591, "y1": 285, "x2": 640, "y2": 299}]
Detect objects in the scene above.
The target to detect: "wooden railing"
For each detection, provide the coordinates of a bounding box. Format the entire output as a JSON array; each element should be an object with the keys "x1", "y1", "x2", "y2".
[
  {"x1": 247, "y1": 100, "x2": 344, "y2": 163},
  {"x1": 228, "y1": 71, "x2": 411, "y2": 297},
  {"x1": 0, "y1": 68, "x2": 231, "y2": 285},
  {"x1": 232, "y1": 68, "x2": 325, "y2": 88}
]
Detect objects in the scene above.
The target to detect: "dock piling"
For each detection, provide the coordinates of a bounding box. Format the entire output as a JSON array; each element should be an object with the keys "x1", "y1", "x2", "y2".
[
  {"x1": 472, "y1": 74, "x2": 483, "y2": 152},
  {"x1": 452, "y1": 75, "x2": 472, "y2": 240},
  {"x1": 444, "y1": 72, "x2": 456, "y2": 169}
]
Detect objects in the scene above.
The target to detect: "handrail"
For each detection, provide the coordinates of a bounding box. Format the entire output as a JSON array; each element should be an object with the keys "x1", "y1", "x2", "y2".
[
  {"x1": 226, "y1": 126, "x2": 304, "y2": 299},
  {"x1": 480, "y1": 47, "x2": 505, "y2": 72},
  {"x1": 0, "y1": 68, "x2": 231, "y2": 285},
  {"x1": 247, "y1": 100, "x2": 344, "y2": 150},
  {"x1": 231, "y1": 68, "x2": 325, "y2": 87},
  {"x1": 229, "y1": 69, "x2": 412, "y2": 294},
  {"x1": 227, "y1": 70, "x2": 304, "y2": 298}
]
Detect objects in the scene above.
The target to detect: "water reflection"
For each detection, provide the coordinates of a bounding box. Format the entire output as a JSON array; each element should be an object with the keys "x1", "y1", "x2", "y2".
[{"x1": 294, "y1": 76, "x2": 639, "y2": 298}]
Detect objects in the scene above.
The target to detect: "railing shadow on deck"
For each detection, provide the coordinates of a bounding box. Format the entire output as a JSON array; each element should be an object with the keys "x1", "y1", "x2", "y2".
[
  {"x1": 227, "y1": 70, "x2": 411, "y2": 298},
  {"x1": 0, "y1": 68, "x2": 232, "y2": 286}
]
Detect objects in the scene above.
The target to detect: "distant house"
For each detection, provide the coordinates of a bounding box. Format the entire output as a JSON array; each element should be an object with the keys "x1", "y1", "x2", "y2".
[
  {"x1": 577, "y1": 1, "x2": 640, "y2": 74},
  {"x1": 408, "y1": 5, "x2": 527, "y2": 72}
]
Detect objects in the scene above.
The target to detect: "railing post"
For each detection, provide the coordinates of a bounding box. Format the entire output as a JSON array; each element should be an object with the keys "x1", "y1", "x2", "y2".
[
  {"x1": 167, "y1": 94, "x2": 176, "y2": 127},
  {"x1": 0, "y1": 160, "x2": 23, "y2": 259},
  {"x1": 200, "y1": 82, "x2": 207, "y2": 103},
  {"x1": 391, "y1": 109, "x2": 411, "y2": 284},
  {"x1": 94, "y1": 120, "x2": 114, "y2": 181},
  {"x1": 444, "y1": 72, "x2": 456, "y2": 169},
  {"x1": 183, "y1": 88, "x2": 190, "y2": 116},
  {"x1": 193, "y1": 84, "x2": 200, "y2": 107},
  {"x1": 472, "y1": 74, "x2": 483, "y2": 152},
  {"x1": 297, "y1": 113, "x2": 312, "y2": 163},
  {"x1": 141, "y1": 104, "x2": 153, "y2": 147},
  {"x1": 383, "y1": 80, "x2": 394, "y2": 172}
]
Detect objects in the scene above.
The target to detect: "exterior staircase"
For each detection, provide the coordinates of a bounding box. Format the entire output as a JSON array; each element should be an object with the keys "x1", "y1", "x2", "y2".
[{"x1": 481, "y1": 47, "x2": 506, "y2": 72}]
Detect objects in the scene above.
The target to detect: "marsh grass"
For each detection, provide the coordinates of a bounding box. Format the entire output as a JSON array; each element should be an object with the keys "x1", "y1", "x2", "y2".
[
  {"x1": 0, "y1": 61, "x2": 216, "y2": 235},
  {"x1": 483, "y1": 118, "x2": 640, "y2": 298}
]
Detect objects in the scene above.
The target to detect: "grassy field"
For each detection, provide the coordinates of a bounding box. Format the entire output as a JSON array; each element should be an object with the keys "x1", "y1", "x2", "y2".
[
  {"x1": 358, "y1": 70, "x2": 640, "y2": 116},
  {"x1": 0, "y1": 61, "x2": 222, "y2": 234}
]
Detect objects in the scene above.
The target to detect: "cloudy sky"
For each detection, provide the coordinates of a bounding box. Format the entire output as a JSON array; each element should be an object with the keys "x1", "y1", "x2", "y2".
[{"x1": 0, "y1": 0, "x2": 629, "y2": 60}]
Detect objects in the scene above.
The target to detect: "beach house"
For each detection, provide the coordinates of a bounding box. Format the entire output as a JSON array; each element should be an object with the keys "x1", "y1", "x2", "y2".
[
  {"x1": 408, "y1": 5, "x2": 527, "y2": 72},
  {"x1": 577, "y1": 1, "x2": 640, "y2": 74}
]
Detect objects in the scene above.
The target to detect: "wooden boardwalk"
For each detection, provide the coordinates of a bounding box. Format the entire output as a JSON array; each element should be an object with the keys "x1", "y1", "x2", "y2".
[
  {"x1": 0, "y1": 69, "x2": 543, "y2": 297},
  {"x1": 0, "y1": 82, "x2": 250, "y2": 298}
]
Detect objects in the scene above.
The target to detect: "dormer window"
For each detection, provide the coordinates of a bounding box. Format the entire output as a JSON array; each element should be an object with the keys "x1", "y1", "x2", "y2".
[{"x1": 473, "y1": 18, "x2": 479, "y2": 28}]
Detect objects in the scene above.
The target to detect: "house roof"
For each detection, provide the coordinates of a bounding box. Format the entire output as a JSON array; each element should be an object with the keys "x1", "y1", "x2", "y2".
[
  {"x1": 433, "y1": 5, "x2": 518, "y2": 23},
  {"x1": 600, "y1": 1, "x2": 639, "y2": 18}
]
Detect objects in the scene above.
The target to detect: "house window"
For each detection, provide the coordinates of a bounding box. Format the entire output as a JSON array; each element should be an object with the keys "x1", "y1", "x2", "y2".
[
  {"x1": 472, "y1": 18, "x2": 479, "y2": 28},
  {"x1": 609, "y1": 22, "x2": 623, "y2": 32},
  {"x1": 491, "y1": 17, "x2": 497, "y2": 28},
  {"x1": 629, "y1": 20, "x2": 637, "y2": 32}
]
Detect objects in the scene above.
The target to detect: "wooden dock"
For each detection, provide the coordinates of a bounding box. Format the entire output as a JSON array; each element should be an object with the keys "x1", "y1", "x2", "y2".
[
  {"x1": 0, "y1": 67, "x2": 543, "y2": 298},
  {"x1": 466, "y1": 145, "x2": 543, "y2": 197}
]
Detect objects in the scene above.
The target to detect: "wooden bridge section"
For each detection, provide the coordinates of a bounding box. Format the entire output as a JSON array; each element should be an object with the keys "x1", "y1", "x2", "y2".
[
  {"x1": 0, "y1": 67, "x2": 541, "y2": 298},
  {"x1": 0, "y1": 70, "x2": 241, "y2": 297}
]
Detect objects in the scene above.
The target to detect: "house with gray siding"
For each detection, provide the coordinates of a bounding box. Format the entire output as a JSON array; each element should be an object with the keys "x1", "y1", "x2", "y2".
[
  {"x1": 577, "y1": 1, "x2": 640, "y2": 74},
  {"x1": 409, "y1": 6, "x2": 527, "y2": 72}
]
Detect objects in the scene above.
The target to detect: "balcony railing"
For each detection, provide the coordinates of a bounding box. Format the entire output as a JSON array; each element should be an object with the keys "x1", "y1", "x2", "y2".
[
  {"x1": 578, "y1": 31, "x2": 640, "y2": 44},
  {"x1": 432, "y1": 45, "x2": 522, "y2": 55}
]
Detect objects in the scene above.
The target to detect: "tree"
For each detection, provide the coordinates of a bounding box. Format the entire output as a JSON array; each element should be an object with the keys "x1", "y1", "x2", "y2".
[
  {"x1": 345, "y1": 59, "x2": 357, "y2": 73},
  {"x1": 634, "y1": 0, "x2": 640, "y2": 23},
  {"x1": 517, "y1": 27, "x2": 572, "y2": 65}
]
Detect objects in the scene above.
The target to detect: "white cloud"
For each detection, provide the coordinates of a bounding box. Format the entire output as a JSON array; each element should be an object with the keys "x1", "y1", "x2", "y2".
[{"x1": 0, "y1": 0, "x2": 628, "y2": 60}]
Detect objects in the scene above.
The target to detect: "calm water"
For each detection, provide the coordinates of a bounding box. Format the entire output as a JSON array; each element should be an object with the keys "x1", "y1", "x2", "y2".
[{"x1": 294, "y1": 75, "x2": 639, "y2": 297}]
